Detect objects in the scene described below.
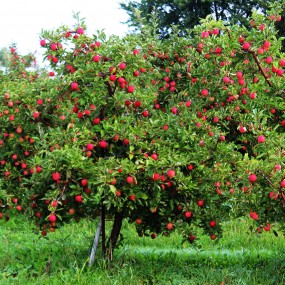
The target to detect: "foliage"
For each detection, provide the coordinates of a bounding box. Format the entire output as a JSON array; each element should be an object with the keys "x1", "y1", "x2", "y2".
[
  {"x1": 120, "y1": 0, "x2": 285, "y2": 42},
  {"x1": 0, "y1": 1, "x2": 284, "y2": 256}
]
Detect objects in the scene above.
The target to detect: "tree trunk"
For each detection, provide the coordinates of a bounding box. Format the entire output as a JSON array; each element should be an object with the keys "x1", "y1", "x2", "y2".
[
  {"x1": 106, "y1": 211, "x2": 124, "y2": 260},
  {"x1": 101, "y1": 204, "x2": 106, "y2": 258}
]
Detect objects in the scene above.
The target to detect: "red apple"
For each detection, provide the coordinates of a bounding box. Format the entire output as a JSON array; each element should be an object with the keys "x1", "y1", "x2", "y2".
[
  {"x1": 86, "y1": 143, "x2": 94, "y2": 151},
  {"x1": 128, "y1": 194, "x2": 136, "y2": 201},
  {"x1": 75, "y1": 195, "x2": 83, "y2": 203},
  {"x1": 126, "y1": 176, "x2": 134, "y2": 184},
  {"x1": 166, "y1": 222, "x2": 174, "y2": 230},
  {"x1": 184, "y1": 211, "x2": 192, "y2": 218},
  {"x1": 81, "y1": 179, "x2": 88, "y2": 187},
  {"x1": 98, "y1": 140, "x2": 107, "y2": 148},
  {"x1": 167, "y1": 169, "x2": 176, "y2": 178},
  {"x1": 49, "y1": 213, "x2": 57, "y2": 223},
  {"x1": 249, "y1": 174, "x2": 257, "y2": 183},
  {"x1": 52, "y1": 172, "x2": 61, "y2": 181},
  {"x1": 197, "y1": 200, "x2": 204, "y2": 207},
  {"x1": 250, "y1": 211, "x2": 258, "y2": 220},
  {"x1": 257, "y1": 135, "x2": 265, "y2": 143}
]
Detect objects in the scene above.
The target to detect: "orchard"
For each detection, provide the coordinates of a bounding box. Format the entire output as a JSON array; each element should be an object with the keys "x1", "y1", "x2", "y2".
[{"x1": 0, "y1": 1, "x2": 285, "y2": 262}]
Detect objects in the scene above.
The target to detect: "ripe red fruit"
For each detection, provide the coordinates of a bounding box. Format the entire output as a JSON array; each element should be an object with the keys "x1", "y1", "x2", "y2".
[
  {"x1": 93, "y1": 55, "x2": 100, "y2": 62},
  {"x1": 37, "y1": 99, "x2": 44, "y2": 105},
  {"x1": 98, "y1": 140, "x2": 107, "y2": 148},
  {"x1": 71, "y1": 82, "x2": 79, "y2": 91},
  {"x1": 250, "y1": 211, "x2": 258, "y2": 220},
  {"x1": 280, "y1": 179, "x2": 285, "y2": 188},
  {"x1": 152, "y1": 173, "x2": 160, "y2": 181},
  {"x1": 126, "y1": 176, "x2": 134, "y2": 184},
  {"x1": 188, "y1": 235, "x2": 196, "y2": 242},
  {"x1": 40, "y1": 39, "x2": 46, "y2": 46},
  {"x1": 41, "y1": 230, "x2": 47, "y2": 236},
  {"x1": 52, "y1": 172, "x2": 61, "y2": 181},
  {"x1": 36, "y1": 166, "x2": 43, "y2": 173},
  {"x1": 209, "y1": 221, "x2": 216, "y2": 227},
  {"x1": 166, "y1": 223, "x2": 174, "y2": 230},
  {"x1": 50, "y1": 43, "x2": 57, "y2": 51},
  {"x1": 265, "y1": 56, "x2": 273, "y2": 64},
  {"x1": 75, "y1": 195, "x2": 83, "y2": 203},
  {"x1": 167, "y1": 169, "x2": 176, "y2": 178},
  {"x1": 125, "y1": 100, "x2": 131, "y2": 107},
  {"x1": 242, "y1": 42, "x2": 251, "y2": 50},
  {"x1": 16, "y1": 205, "x2": 22, "y2": 211},
  {"x1": 135, "y1": 218, "x2": 142, "y2": 225},
  {"x1": 119, "y1": 62, "x2": 127, "y2": 70},
  {"x1": 49, "y1": 213, "x2": 57, "y2": 223},
  {"x1": 184, "y1": 211, "x2": 192, "y2": 218},
  {"x1": 239, "y1": 126, "x2": 247, "y2": 133},
  {"x1": 77, "y1": 27, "x2": 85, "y2": 34},
  {"x1": 210, "y1": 234, "x2": 217, "y2": 240},
  {"x1": 263, "y1": 224, "x2": 271, "y2": 231},
  {"x1": 81, "y1": 179, "x2": 88, "y2": 187},
  {"x1": 185, "y1": 100, "x2": 192, "y2": 107},
  {"x1": 127, "y1": 86, "x2": 135, "y2": 93},
  {"x1": 33, "y1": 111, "x2": 40, "y2": 119},
  {"x1": 115, "y1": 190, "x2": 121, "y2": 197},
  {"x1": 86, "y1": 143, "x2": 94, "y2": 151},
  {"x1": 197, "y1": 200, "x2": 204, "y2": 207},
  {"x1": 201, "y1": 89, "x2": 209, "y2": 97},
  {"x1": 151, "y1": 233, "x2": 157, "y2": 239},
  {"x1": 249, "y1": 174, "x2": 257, "y2": 183},
  {"x1": 128, "y1": 194, "x2": 136, "y2": 201},
  {"x1": 142, "y1": 110, "x2": 149, "y2": 117},
  {"x1": 93, "y1": 117, "x2": 101, "y2": 125},
  {"x1": 12, "y1": 198, "x2": 18, "y2": 204},
  {"x1": 109, "y1": 74, "x2": 117, "y2": 81},
  {"x1": 151, "y1": 153, "x2": 158, "y2": 160},
  {"x1": 257, "y1": 135, "x2": 265, "y2": 143}
]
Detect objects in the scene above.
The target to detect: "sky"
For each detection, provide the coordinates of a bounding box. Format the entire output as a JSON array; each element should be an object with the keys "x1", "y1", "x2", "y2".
[{"x1": 1, "y1": 0, "x2": 130, "y2": 64}]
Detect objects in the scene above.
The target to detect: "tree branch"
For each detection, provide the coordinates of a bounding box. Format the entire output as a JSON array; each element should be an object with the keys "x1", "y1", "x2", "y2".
[{"x1": 249, "y1": 50, "x2": 273, "y2": 87}]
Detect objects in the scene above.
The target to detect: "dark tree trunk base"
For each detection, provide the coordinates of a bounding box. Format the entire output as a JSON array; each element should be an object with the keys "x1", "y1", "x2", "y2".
[{"x1": 106, "y1": 211, "x2": 124, "y2": 260}]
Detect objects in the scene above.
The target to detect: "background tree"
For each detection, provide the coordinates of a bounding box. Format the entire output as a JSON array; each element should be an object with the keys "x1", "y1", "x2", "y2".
[{"x1": 120, "y1": 0, "x2": 284, "y2": 41}]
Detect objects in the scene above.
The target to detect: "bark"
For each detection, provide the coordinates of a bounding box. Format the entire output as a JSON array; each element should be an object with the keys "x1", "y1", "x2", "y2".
[
  {"x1": 106, "y1": 211, "x2": 124, "y2": 260},
  {"x1": 101, "y1": 204, "x2": 106, "y2": 258}
]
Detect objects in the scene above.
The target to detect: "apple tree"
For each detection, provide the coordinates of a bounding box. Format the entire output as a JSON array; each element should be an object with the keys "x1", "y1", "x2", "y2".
[{"x1": 0, "y1": 1, "x2": 285, "y2": 260}]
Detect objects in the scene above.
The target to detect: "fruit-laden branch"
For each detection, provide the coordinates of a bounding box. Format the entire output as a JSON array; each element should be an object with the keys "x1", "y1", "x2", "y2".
[
  {"x1": 257, "y1": 170, "x2": 285, "y2": 206},
  {"x1": 257, "y1": 170, "x2": 275, "y2": 188},
  {"x1": 249, "y1": 50, "x2": 273, "y2": 87},
  {"x1": 104, "y1": 81, "x2": 116, "y2": 96}
]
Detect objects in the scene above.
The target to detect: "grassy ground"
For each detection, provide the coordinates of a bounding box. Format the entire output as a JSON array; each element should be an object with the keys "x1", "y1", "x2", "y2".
[{"x1": 1, "y1": 215, "x2": 285, "y2": 285}]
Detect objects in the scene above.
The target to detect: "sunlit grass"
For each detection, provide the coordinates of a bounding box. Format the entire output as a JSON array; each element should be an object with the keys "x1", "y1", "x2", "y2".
[{"x1": 1, "y1": 215, "x2": 285, "y2": 285}]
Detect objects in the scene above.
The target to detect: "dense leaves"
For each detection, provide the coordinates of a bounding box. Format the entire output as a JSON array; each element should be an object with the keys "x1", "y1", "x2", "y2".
[{"x1": 0, "y1": 2, "x2": 284, "y2": 253}]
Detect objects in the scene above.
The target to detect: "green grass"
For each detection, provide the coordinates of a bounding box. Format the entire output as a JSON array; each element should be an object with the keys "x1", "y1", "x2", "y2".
[{"x1": 1, "y1": 216, "x2": 285, "y2": 285}]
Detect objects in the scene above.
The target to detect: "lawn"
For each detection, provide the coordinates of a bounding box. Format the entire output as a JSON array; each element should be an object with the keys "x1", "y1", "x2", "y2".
[{"x1": 1, "y1": 215, "x2": 285, "y2": 285}]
